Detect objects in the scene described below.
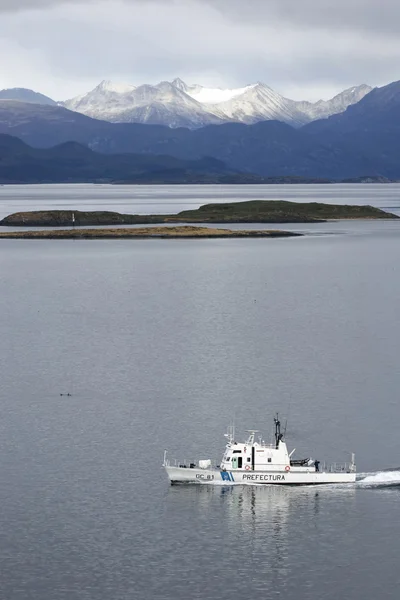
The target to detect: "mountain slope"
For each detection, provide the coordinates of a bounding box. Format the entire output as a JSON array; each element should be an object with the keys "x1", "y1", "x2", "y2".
[{"x1": 0, "y1": 87, "x2": 56, "y2": 105}]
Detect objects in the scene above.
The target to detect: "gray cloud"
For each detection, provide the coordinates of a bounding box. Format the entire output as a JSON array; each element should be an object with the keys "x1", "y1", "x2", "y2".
[
  {"x1": 4, "y1": 0, "x2": 400, "y2": 35},
  {"x1": 209, "y1": 0, "x2": 400, "y2": 36},
  {"x1": 0, "y1": 0, "x2": 68, "y2": 11},
  {"x1": 0, "y1": 0, "x2": 159, "y2": 11},
  {"x1": 0, "y1": 0, "x2": 95, "y2": 10},
  {"x1": 0, "y1": 0, "x2": 399, "y2": 102}
]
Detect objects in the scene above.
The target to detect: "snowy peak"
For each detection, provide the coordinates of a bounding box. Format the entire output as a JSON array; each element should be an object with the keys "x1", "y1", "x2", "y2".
[
  {"x1": 96, "y1": 80, "x2": 136, "y2": 94},
  {"x1": 171, "y1": 78, "x2": 190, "y2": 93}
]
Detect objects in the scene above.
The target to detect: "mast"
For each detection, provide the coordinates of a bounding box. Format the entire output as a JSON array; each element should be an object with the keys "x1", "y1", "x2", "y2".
[{"x1": 274, "y1": 413, "x2": 282, "y2": 449}]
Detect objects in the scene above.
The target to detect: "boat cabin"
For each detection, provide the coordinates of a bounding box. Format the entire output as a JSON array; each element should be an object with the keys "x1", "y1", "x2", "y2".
[{"x1": 220, "y1": 420, "x2": 295, "y2": 472}]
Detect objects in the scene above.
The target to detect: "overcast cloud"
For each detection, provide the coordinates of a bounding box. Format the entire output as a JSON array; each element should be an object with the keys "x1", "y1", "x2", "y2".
[{"x1": 0, "y1": 0, "x2": 399, "y2": 101}]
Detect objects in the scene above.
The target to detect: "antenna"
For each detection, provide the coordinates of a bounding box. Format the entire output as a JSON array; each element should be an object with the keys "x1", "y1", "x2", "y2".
[
  {"x1": 284, "y1": 399, "x2": 292, "y2": 438},
  {"x1": 224, "y1": 424, "x2": 235, "y2": 444}
]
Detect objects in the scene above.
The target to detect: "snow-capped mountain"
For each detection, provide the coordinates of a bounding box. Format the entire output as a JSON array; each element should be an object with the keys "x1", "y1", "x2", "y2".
[
  {"x1": 296, "y1": 84, "x2": 373, "y2": 121},
  {"x1": 204, "y1": 83, "x2": 309, "y2": 126},
  {"x1": 61, "y1": 79, "x2": 373, "y2": 129},
  {"x1": 63, "y1": 80, "x2": 137, "y2": 119},
  {"x1": 62, "y1": 80, "x2": 225, "y2": 127}
]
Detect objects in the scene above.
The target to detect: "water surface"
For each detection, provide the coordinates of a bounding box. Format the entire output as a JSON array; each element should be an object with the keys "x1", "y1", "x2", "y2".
[{"x1": 1, "y1": 228, "x2": 400, "y2": 599}]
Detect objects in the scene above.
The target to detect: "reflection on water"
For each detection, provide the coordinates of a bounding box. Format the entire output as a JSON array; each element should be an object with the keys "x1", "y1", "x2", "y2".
[
  {"x1": 168, "y1": 484, "x2": 356, "y2": 525},
  {"x1": 165, "y1": 484, "x2": 357, "y2": 588}
]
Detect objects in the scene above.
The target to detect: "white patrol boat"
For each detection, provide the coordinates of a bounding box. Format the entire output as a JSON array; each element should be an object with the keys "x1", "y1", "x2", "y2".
[{"x1": 163, "y1": 415, "x2": 356, "y2": 485}]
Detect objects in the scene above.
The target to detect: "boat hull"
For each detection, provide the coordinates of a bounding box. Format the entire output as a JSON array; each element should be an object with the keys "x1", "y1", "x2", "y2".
[{"x1": 165, "y1": 466, "x2": 356, "y2": 485}]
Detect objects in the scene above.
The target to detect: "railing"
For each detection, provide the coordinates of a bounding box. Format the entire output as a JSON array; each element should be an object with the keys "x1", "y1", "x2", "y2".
[
  {"x1": 163, "y1": 452, "x2": 218, "y2": 469},
  {"x1": 322, "y1": 461, "x2": 356, "y2": 473},
  {"x1": 163, "y1": 452, "x2": 356, "y2": 473}
]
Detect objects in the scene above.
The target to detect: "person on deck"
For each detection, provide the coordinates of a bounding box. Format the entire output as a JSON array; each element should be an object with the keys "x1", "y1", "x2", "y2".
[{"x1": 314, "y1": 460, "x2": 320, "y2": 472}]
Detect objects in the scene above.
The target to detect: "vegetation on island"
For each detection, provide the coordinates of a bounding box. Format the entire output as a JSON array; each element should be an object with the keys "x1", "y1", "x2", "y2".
[
  {"x1": 0, "y1": 201, "x2": 397, "y2": 228},
  {"x1": 0, "y1": 226, "x2": 302, "y2": 240},
  {"x1": 0, "y1": 210, "x2": 164, "y2": 227},
  {"x1": 170, "y1": 201, "x2": 397, "y2": 223}
]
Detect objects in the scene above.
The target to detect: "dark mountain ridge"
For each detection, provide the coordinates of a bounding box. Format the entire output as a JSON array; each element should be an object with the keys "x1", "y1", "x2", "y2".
[{"x1": 0, "y1": 133, "x2": 240, "y2": 184}]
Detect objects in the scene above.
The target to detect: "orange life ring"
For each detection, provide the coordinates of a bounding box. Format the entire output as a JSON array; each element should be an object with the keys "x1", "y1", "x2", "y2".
[
  {"x1": 245, "y1": 465, "x2": 251, "y2": 470},
  {"x1": 285, "y1": 465, "x2": 290, "y2": 472}
]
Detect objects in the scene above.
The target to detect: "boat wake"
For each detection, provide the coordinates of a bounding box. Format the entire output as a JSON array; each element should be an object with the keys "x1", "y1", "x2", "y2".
[{"x1": 357, "y1": 469, "x2": 400, "y2": 488}]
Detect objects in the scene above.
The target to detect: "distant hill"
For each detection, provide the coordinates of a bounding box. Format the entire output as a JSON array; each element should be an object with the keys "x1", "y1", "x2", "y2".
[
  {"x1": 0, "y1": 133, "x2": 242, "y2": 184},
  {"x1": 0, "y1": 88, "x2": 56, "y2": 105}
]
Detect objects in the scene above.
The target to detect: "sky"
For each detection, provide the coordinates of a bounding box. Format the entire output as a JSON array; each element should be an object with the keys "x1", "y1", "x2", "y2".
[{"x1": 0, "y1": 0, "x2": 399, "y2": 102}]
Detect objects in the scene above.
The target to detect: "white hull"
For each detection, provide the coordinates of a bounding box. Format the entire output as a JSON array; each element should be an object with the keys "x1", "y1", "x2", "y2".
[{"x1": 165, "y1": 466, "x2": 356, "y2": 486}]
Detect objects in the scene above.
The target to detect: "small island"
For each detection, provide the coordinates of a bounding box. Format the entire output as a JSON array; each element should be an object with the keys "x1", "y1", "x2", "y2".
[
  {"x1": 0, "y1": 200, "x2": 397, "y2": 228},
  {"x1": 170, "y1": 200, "x2": 398, "y2": 222},
  {"x1": 0, "y1": 226, "x2": 302, "y2": 240}
]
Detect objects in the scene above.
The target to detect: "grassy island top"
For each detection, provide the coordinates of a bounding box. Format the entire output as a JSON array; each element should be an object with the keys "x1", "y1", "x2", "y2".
[
  {"x1": 171, "y1": 201, "x2": 397, "y2": 222},
  {"x1": 0, "y1": 200, "x2": 397, "y2": 227},
  {"x1": 0, "y1": 226, "x2": 301, "y2": 240}
]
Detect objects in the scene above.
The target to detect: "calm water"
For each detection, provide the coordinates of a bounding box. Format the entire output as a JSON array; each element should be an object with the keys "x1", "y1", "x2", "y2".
[{"x1": 1, "y1": 186, "x2": 400, "y2": 599}]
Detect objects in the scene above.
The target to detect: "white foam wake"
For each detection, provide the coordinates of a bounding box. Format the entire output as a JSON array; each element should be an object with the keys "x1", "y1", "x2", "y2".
[{"x1": 357, "y1": 470, "x2": 400, "y2": 487}]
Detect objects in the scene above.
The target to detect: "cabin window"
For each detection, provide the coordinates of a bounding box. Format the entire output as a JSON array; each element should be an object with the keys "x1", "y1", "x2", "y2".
[
  {"x1": 268, "y1": 458, "x2": 272, "y2": 463},
  {"x1": 247, "y1": 457, "x2": 251, "y2": 463},
  {"x1": 233, "y1": 450, "x2": 241, "y2": 454},
  {"x1": 238, "y1": 457, "x2": 243, "y2": 468},
  {"x1": 226, "y1": 457, "x2": 230, "y2": 461}
]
